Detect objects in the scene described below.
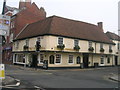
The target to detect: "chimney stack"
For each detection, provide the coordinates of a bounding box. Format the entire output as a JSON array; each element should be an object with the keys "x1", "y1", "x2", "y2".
[
  {"x1": 19, "y1": 0, "x2": 31, "y2": 9},
  {"x1": 19, "y1": 0, "x2": 25, "y2": 9},
  {"x1": 25, "y1": 0, "x2": 31, "y2": 8},
  {"x1": 97, "y1": 22, "x2": 104, "y2": 32}
]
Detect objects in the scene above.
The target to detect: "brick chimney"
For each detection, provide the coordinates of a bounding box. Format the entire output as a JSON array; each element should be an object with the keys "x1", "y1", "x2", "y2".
[
  {"x1": 25, "y1": 0, "x2": 31, "y2": 8},
  {"x1": 19, "y1": 0, "x2": 25, "y2": 9},
  {"x1": 97, "y1": 22, "x2": 103, "y2": 32},
  {"x1": 19, "y1": 0, "x2": 31, "y2": 9}
]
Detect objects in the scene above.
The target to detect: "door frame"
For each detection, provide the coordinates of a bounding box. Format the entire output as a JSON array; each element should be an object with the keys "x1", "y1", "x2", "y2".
[{"x1": 83, "y1": 53, "x2": 89, "y2": 68}]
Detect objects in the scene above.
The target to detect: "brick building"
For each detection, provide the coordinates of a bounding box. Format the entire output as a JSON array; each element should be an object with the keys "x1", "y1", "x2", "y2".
[{"x1": 2, "y1": 0, "x2": 46, "y2": 64}]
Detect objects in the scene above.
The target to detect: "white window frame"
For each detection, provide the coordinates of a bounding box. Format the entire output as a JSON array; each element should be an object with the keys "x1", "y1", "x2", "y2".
[
  {"x1": 58, "y1": 37, "x2": 63, "y2": 45},
  {"x1": 100, "y1": 56, "x2": 104, "y2": 66},
  {"x1": 15, "y1": 41, "x2": 19, "y2": 49},
  {"x1": 76, "y1": 56, "x2": 81, "y2": 64},
  {"x1": 16, "y1": 54, "x2": 26, "y2": 64},
  {"x1": 25, "y1": 39, "x2": 29, "y2": 46},
  {"x1": 74, "y1": 39, "x2": 79, "y2": 46},
  {"x1": 68, "y1": 55, "x2": 74, "y2": 64},
  {"x1": 100, "y1": 43, "x2": 103, "y2": 49},
  {"x1": 107, "y1": 57, "x2": 110, "y2": 64},
  {"x1": 37, "y1": 37, "x2": 41, "y2": 45},
  {"x1": 109, "y1": 45, "x2": 112, "y2": 50},
  {"x1": 89, "y1": 41, "x2": 92, "y2": 48},
  {"x1": 118, "y1": 43, "x2": 120, "y2": 50},
  {"x1": 39, "y1": 54, "x2": 44, "y2": 64},
  {"x1": 55, "y1": 54, "x2": 62, "y2": 64}
]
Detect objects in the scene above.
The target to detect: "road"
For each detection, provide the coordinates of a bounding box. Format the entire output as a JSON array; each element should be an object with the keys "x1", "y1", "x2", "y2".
[{"x1": 4, "y1": 65, "x2": 119, "y2": 89}]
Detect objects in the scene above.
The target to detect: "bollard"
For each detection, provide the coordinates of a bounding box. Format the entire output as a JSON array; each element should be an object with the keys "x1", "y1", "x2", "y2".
[{"x1": 0, "y1": 64, "x2": 5, "y2": 79}]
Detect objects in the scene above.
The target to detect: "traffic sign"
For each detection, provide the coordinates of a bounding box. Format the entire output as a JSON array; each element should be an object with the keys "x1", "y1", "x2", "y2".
[
  {"x1": 0, "y1": 30, "x2": 6, "y2": 36},
  {"x1": 0, "y1": 14, "x2": 10, "y2": 36}
]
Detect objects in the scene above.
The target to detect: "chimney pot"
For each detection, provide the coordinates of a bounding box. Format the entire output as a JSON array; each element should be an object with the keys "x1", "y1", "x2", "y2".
[
  {"x1": 97, "y1": 22, "x2": 103, "y2": 29},
  {"x1": 97, "y1": 22, "x2": 104, "y2": 32}
]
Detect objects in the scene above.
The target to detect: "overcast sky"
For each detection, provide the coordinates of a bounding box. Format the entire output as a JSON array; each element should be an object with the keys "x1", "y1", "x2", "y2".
[{"x1": 0, "y1": 0, "x2": 119, "y2": 34}]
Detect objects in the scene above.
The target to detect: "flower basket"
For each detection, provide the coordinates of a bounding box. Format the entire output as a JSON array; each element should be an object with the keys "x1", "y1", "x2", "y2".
[
  {"x1": 88, "y1": 47, "x2": 94, "y2": 52},
  {"x1": 35, "y1": 44, "x2": 41, "y2": 51},
  {"x1": 23, "y1": 45, "x2": 29, "y2": 50},
  {"x1": 100, "y1": 48, "x2": 104, "y2": 52},
  {"x1": 57, "y1": 44, "x2": 65, "y2": 50},
  {"x1": 109, "y1": 49, "x2": 112, "y2": 53},
  {"x1": 74, "y1": 45, "x2": 80, "y2": 51}
]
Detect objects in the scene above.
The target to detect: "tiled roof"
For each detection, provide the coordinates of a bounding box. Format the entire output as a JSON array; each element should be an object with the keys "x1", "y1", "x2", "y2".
[
  {"x1": 15, "y1": 16, "x2": 114, "y2": 44},
  {"x1": 106, "y1": 31, "x2": 120, "y2": 41}
]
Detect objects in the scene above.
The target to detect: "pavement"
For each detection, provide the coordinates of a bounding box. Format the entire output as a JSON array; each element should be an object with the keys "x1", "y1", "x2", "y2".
[
  {"x1": 108, "y1": 73, "x2": 120, "y2": 82},
  {"x1": 1, "y1": 75, "x2": 20, "y2": 88}
]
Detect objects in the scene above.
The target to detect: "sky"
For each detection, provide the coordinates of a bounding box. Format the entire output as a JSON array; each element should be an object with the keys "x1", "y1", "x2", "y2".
[{"x1": 0, "y1": 0, "x2": 119, "y2": 34}]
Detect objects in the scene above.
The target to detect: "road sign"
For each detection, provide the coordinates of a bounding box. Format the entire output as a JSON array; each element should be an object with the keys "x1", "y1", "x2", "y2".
[
  {"x1": 0, "y1": 64, "x2": 5, "y2": 79},
  {"x1": 0, "y1": 14, "x2": 10, "y2": 36},
  {"x1": 0, "y1": 30, "x2": 6, "y2": 36}
]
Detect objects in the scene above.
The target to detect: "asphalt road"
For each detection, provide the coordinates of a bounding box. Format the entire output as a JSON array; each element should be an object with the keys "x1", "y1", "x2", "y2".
[{"x1": 4, "y1": 65, "x2": 119, "y2": 89}]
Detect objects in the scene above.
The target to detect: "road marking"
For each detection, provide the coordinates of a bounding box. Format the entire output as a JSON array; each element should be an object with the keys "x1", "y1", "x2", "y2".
[
  {"x1": 34, "y1": 86, "x2": 40, "y2": 89},
  {"x1": 34, "y1": 85, "x2": 46, "y2": 90},
  {"x1": 4, "y1": 79, "x2": 20, "y2": 87},
  {"x1": 5, "y1": 82, "x2": 20, "y2": 87}
]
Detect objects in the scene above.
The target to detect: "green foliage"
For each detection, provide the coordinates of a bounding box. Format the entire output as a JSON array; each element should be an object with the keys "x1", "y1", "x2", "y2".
[
  {"x1": 23, "y1": 45, "x2": 29, "y2": 50},
  {"x1": 88, "y1": 47, "x2": 94, "y2": 52},
  {"x1": 57, "y1": 44, "x2": 65, "y2": 50},
  {"x1": 100, "y1": 48, "x2": 104, "y2": 52},
  {"x1": 74, "y1": 45, "x2": 80, "y2": 51}
]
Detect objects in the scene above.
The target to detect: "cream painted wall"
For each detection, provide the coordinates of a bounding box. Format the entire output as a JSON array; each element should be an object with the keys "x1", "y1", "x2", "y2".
[
  {"x1": 112, "y1": 40, "x2": 120, "y2": 55},
  {"x1": 13, "y1": 35, "x2": 116, "y2": 55},
  {"x1": 43, "y1": 52, "x2": 83, "y2": 67}
]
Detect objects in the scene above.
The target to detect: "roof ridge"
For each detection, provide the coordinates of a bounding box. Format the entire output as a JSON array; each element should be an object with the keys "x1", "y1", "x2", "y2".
[{"x1": 51, "y1": 15, "x2": 99, "y2": 28}]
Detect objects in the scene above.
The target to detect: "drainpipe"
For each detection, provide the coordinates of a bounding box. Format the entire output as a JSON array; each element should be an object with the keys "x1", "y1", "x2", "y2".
[{"x1": 95, "y1": 43, "x2": 96, "y2": 53}]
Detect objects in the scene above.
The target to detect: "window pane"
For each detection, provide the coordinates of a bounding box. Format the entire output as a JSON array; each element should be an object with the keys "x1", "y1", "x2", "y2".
[
  {"x1": 89, "y1": 41, "x2": 92, "y2": 47},
  {"x1": 74, "y1": 39, "x2": 79, "y2": 46},
  {"x1": 58, "y1": 37, "x2": 63, "y2": 45},
  {"x1": 69, "y1": 55, "x2": 73, "y2": 63},
  {"x1": 56, "y1": 54, "x2": 61, "y2": 63},
  {"x1": 26, "y1": 39, "x2": 29, "y2": 46},
  {"x1": 76, "y1": 56, "x2": 81, "y2": 64},
  {"x1": 109, "y1": 45, "x2": 112, "y2": 49},
  {"x1": 37, "y1": 37, "x2": 41, "y2": 45},
  {"x1": 107, "y1": 57, "x2": 110, "y2": 63},
  {"x1": 100, "y1": 56, "x2": 104, "y2": 64},
  {"x1": 100, "y1": 43, "x2": 103, "y2": 49},
  {"x1": 40, "y1": 54, "x2": 44, "y2": 63}
]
